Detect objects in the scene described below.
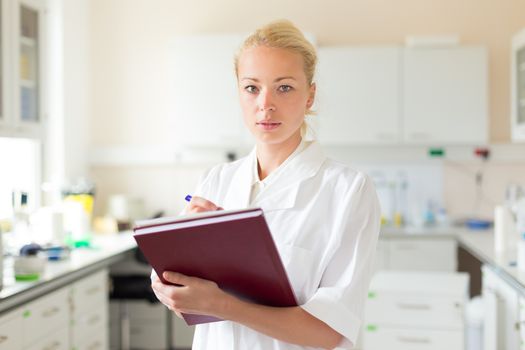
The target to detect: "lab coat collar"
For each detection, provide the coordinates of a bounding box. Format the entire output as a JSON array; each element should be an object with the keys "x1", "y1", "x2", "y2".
[{"x1": 222, "y1": 141, "x2": 326, "y2": 211}]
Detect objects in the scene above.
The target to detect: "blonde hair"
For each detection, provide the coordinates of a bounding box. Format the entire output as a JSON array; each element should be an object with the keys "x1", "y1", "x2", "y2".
[{"x1": 234, "y1": 19, "x2": 317, "y2": 125}]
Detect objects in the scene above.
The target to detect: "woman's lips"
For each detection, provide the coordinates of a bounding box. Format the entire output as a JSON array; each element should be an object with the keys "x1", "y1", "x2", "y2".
[{"x1": 256, "y1": 121, "x2": 282, "y2": 131}]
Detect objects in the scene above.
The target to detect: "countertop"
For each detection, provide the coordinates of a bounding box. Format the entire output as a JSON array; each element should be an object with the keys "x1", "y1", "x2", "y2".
[
  {"x1": 457, "y1": 230, "x2": 525, "y2": 295},
  {"x1": 1, "y1": 225, "x2": 523, "y2": 313},
  {"x1": 0, "y1": 232, "x2": 136, "y2": 313}
]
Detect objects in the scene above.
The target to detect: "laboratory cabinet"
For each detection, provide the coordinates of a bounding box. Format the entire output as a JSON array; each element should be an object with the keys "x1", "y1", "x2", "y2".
[
  {"x1": 316, "y1": 47, "x2": 401, "y2": 145},
  {"x1": 482, "y1": 265, "x2": 521, "y2": 350},
  {"x1": 0, "y1": 268, "x2": 109, "y2": 350},
  {"x1": 378, "y1": 236, "x2": 457, "y2": 272},
  {"x1": 316, "y1": 45, "x2": 487, "y2": 145},
  {"x1": 170, "y1": 34, "x2": 252, "y2": 149},
  {"x1": 0, "y1": 308, "x2": 23, "y2": 349},
  {"x1": 110, "y1": 300, "x2": 170, "y2": 350},
  {"x1": 402, "y1": 46, "x2": 488, "y2": 145},
  {"x1": 70, "y1": 269, "x2": 109, "y2": 350},
  {"x1": 363, "y1": 271, "x2": 468, "y2": 350},
  {"x1": 0, "y1": 0, "x2": 47, "y2": 139}
]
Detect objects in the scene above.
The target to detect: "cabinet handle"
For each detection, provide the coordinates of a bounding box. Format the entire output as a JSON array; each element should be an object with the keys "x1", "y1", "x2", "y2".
[
  {"x1": 88, "y1": 314, "x2": 101, "y2": 325},
  {"x1": 0, "y1": 335, "x2": 8, "y2": 343},
  {"x1": 87, "y1": 340, "x2": 102, "y2": 350},
  {"x1": 408, "y1": 132, "x2": 431, "y2": 141},
  {"x1": 375, "y1": 133, "x2": 397, "y2": 141},
  {"x1": 393, "y1": 244, "x2": 417, "y2": 251},
  {"x1": 42, "y1": 306, "x2": 60, "y2": 318},
  {"x1": 86, "y1": 286, "x2": 101, "y2": 295},
  {"x1": 397, "y1": 302, "x2": 431, "y2": 310},
  {"x1": 43, "y1": 340, "x2": 61, "y2": 350},
  {"x1": 397, "y1": 336, "x2": 431, "y2": 344}
]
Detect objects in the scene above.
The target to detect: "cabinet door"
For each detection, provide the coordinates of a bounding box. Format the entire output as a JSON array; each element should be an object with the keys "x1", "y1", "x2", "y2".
[
  {"x1": 22, "y1": 287, "x2": 69, "y2": 348},
  {"x1": 388, "y1": 238, "x2": 457, "y2": 271},
  {"x1": 482, "y1": 265, "x2": 520, "y2": 350},
  {"x1": 317, "y1": 47, "x2": 401, "y2": 145},
  {"x1": 12, "y1": 0, "x2": 45, "y2": 138},
  {"x1": 402, "y1": 47, "x2": 488, "y2": 145},
  {"x1": 0, "y1": 309, "x2": 23, "y2": 350},
  {"x1": 170, "y1": 34, "x2": 252, "y2": 148},
  {"x1": 0, "y1": 0, "x2": 11, "y2": 134}
]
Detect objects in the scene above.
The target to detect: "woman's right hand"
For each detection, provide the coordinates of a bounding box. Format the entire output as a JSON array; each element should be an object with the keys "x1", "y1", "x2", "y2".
[{"x1": 186, "y1": 196, "x2": 223, "y2": 213}]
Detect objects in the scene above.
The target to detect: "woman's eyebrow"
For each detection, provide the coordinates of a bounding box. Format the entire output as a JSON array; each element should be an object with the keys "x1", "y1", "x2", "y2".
[{"x1": 240, "y1": 76, "x2": 297, "y2": 82}]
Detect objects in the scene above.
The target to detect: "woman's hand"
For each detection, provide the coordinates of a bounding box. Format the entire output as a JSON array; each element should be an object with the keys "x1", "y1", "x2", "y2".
[
  {"x1": 151, "y1": 271, "x2": 231, "y2": 318},
  {"x1": 186, "y1": 196, "x2": 223, "y2": 213}
]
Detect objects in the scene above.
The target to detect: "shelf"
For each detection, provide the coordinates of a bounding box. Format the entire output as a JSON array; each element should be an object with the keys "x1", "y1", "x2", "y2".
[{"x1": 20, "y1": 36, "x2": 36, "y2": 47}]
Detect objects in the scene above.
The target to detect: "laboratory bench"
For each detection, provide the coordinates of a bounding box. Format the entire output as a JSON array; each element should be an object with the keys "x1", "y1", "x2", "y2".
[
  {"x1": 0, "y1": 232, "x2": 137, "y2": 350},
  {"x1": 0, "y1": 227, "x2": 522, "y2": 350}
]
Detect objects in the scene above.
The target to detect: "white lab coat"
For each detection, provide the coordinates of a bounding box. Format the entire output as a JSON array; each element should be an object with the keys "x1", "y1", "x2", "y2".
[{"x1": 191, "y1": 141, "x2": 380, "y2": 350}]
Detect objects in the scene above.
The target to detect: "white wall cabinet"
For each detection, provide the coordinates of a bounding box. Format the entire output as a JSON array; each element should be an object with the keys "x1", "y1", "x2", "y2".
[
  {"x1": 0, "y1": 0, "x2": 47, "y2": 139},
  {"x1": 170, "y1": 34, "x2": 252, "y2": 149},
  {"x1": 403, "y1": 47, "x2": 488, "y2": 145},
  {"x1": 317, "y1": 46, "x2": 487, "y2": 145},
  {"x1": 317, "y1": 47, "x2": 401, "y2": 145}
]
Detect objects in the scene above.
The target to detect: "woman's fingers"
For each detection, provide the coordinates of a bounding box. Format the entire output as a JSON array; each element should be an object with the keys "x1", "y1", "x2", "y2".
[
  {"x1": 163, "y1": 271, "x2": 193, "y2": 286},
  {"x1": 187, "y1": 196, "x2": 220, "y2": 212}
]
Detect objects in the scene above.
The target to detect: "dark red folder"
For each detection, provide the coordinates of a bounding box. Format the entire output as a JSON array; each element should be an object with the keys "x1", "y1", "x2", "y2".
[{"x1": 133, "y1": 208, "x2": 297, "y2": 326}]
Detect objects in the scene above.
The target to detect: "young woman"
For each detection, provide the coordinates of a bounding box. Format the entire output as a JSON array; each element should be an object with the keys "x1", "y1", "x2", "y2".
[{"x1": 151, "y1": 20, "x2": 381, "y2": 350}]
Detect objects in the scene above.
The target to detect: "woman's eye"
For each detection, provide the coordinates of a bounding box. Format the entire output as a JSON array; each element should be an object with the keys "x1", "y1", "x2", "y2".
[
  {"x1": 278, "y1": 85, "x2": 293, "y2": 92},
  {"x1": 244, "y1": 85, "x2": 258, "y2": 94}
]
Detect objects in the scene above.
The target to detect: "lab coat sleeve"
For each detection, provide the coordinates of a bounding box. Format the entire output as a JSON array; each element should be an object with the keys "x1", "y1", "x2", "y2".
[{"x1": 300, "y1": 174, "x2": 381, "y2": 349}]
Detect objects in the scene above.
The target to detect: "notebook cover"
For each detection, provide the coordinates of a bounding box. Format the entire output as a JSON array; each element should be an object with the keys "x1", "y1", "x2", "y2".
[{"x1": 133, "y1": 208, "x2": 297, "y2": 326}]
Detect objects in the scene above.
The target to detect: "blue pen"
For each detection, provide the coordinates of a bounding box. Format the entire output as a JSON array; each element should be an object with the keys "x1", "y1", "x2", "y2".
[{"x1": 185, "y1": 195, "x2": 192, "y2": 202}]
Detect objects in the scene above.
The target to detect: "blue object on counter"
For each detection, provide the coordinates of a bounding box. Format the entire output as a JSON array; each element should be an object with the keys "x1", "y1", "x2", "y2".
[
  {"x1": 466, "y1": 218, "x2": 492, "y2": 230},
  {"x1": 44, "y1": 246, "x2": 71, "y2": 261}
]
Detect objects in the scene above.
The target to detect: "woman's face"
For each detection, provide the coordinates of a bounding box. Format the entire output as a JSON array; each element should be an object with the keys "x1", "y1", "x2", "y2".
[{"x1": 237, "y1": 45, "x2": 315, "y2": 147}]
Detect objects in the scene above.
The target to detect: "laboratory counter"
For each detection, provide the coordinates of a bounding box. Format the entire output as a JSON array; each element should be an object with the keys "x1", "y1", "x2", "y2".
[
  {"x1": 0, "y1": 232, "x2": 137, "y2": 314},
  {"x1": 0, "y1": 227, "x2": 521, "y2": 312},
  {"x1": 457, "y1": 230, "x2": 525, "y2": 295}
]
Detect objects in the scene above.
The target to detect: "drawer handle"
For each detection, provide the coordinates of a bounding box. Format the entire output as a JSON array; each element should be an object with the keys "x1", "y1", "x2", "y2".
[
  {"x1": 397, "y1": 336, "x2": 431, "y2": 344},
  {"x1": 86, "y1": 286, "x2": 101, "y2": 295},
  {"x1": 394, "y1": 244, "x2": 417, "y2": 250},
  {"x1": 88, "y1": 314, "x2": 101, "y2": 325},
  {"x1": 397, "y1": 303, "x2": 431, "y2": 310},
  {"x1": 42, "y1": 306, "x2": 60, "y2": 318},
  {"x1": 43, "y1": 340, "x2": 61, "y2": 350},
  {"x1": 0, "y1": 335, "x2": 8, "y2": 343},
  {"x1": 87, "y1": 340, "x2": 102, "y2": 350}
]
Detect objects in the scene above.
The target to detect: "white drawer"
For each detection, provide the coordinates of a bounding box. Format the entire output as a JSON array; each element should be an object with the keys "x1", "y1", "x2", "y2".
[
  {"x1": 24, "y1": 326, "x2": 69, "y2": 350},
  {"x1": 366, "y1": 293, "x2": 464, "y2": 329},
  {"x1": 72, "y1": 306, "x2": 108, "y2": 347},
  {"x1": 22, "y1": 288, "x2": 69, "y2": 347},
  {"x1": 389, "y1": 239, "x2": 457, "y2": 271},
  {"x1": 0, "y1": 309, "x2": 23, "y2": 350},
  {"x1": 71, "y1": 270, "x2": 108, "y2": 319},
  {"x1": 75, "y1": 327, "x2": 108, "y2": 350},
  {"x1": 363, "y1": 327, "x2": 463, "y2": 350}
]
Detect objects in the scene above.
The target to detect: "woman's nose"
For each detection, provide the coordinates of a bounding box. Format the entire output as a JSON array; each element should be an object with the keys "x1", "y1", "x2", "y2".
[{"x1": 258, "y1": 90, "x2": 276, "y2": 112}]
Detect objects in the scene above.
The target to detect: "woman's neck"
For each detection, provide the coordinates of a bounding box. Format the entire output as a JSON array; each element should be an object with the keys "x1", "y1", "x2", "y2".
[{"x1": 256, "y1": 133, "x2": 302, "y2": 181}]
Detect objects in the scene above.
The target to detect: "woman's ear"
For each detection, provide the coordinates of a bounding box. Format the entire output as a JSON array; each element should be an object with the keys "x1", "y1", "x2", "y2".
[{"x1": 307, "y1": 82, "x2": 316, "y2": 109}]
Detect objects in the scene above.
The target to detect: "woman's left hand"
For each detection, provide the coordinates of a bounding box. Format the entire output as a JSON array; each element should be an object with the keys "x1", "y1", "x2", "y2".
[{"x1": 151, "y1": 271, "x2": 231, "y2": 318}]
